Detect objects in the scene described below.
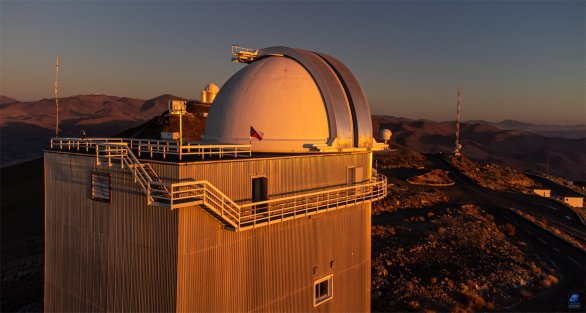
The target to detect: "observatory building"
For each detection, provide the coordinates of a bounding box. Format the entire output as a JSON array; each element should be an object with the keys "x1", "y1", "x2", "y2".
[
  {"x1": 44, "y1": 46, "x2": 387, "y2": 312},
  {"x1": 201, "y1": 82, "x2": 219, "y2": 104}
]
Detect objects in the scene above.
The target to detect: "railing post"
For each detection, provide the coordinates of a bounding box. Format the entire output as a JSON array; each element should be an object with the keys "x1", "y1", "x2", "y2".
[
  {"x1": 221, "y1": 198, "x2": 225, "y2": 218},
  {"x1": 147, "y1": 182, "x2": 151, "y2": 205},
  {"x1": 107, "y1": 146, "x2": 112, "y2": 167},
  {"x1": 95, "y1": 145, "x2": 100, "y2": 166}
]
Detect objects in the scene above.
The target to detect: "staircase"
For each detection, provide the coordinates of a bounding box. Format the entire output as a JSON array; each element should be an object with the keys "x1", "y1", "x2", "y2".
[
  {"x1": 88, "y1": 140, "x2": 387, "y2": 232},
  {"x1": 95, "y1": 141, "x2": 240, "y2": 228}
]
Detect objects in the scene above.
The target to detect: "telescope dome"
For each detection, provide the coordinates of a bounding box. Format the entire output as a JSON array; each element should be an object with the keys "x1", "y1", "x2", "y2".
[
  {"x1": 202, "y1": 46, "x2": 374, "y2": 152},
  {"x1": 204, "y1": 83, "x2": 220, "y2": 93}
]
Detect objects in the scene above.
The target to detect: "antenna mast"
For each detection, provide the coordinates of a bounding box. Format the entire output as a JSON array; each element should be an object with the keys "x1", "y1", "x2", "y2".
[
  {"x1": 55, "y1": 55, "x2": 59, "y2": 137},
  {"x1": 454, "y1": 86, "x2": 462, "y2": 156}
]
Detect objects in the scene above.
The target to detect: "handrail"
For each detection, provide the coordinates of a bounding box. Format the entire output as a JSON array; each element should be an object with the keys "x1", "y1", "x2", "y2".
[
  {"x1": 95, "y1": 142, "x2": 153, "y2": 199},
  {"x1": 147, "y1": 174, "x2": 387, "y2": 230},
  {"x1": 50, "y1": 137, "x2": 252, "y2": 160},
  {"x1": 53, "y1": 137, "x2": 387, "y2": 231}
]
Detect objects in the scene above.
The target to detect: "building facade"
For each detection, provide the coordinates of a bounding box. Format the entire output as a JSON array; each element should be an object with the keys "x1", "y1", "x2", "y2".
[{"x1": 45, "y1": 46, "x2": 386, "y2": 312}]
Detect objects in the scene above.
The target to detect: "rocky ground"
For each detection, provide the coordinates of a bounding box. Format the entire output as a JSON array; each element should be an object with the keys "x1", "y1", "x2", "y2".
[
  {"x1": 1, "y1": 159, "x2": 44, "y2": 312},
  {"x1": 372, "y1": 205, "x2": 556, "y2": 312},
  {"x1": 373, "y1": 185, "x2": 449, "y2": 216},
  {"x1": 541, "y1": 174, "x2": 586, "y2": 195},
  {"x1": 117, "y1": 110, "x2": 206, "y2": 141},
  {"x1": 448, "y1": 155, "x2": 540, "y2": 193},
  {"x1": 407, "y1": 169, "x2": 455, "y2": 186},
  {"x1": 373, "y1": 148, "x2": 449, "y2": 216},
  {"x1": 374, "y1": 146, "x2": 427, "y2": 170},
  {"x1": 510, "y1": 208, "x2": 586, "y2": 251}
]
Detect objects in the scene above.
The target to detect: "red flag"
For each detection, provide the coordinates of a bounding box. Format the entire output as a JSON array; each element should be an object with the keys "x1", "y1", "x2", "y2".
[{"x1": 250, "y1": 126, "x2": 264, "y2": 141}]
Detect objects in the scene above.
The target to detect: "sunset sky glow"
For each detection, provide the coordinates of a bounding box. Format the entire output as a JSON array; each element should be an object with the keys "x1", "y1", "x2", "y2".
[{"x1": 1, "y1": 1, "x2": 584, "y2": 124}]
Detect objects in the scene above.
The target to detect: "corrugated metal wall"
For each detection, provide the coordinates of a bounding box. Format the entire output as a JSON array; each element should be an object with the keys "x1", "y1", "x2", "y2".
[
  {"x1": 44, "y1": 152, "x2": 179, "y2": 312},
  {"x1": 176, "y1": 152, "x2": 372, "y2": 312},
  {"x1": 178, "y1": 152, "x2": 372, "y2": 203},
  {"x1": 45, "y1": 151, "x2": 372, "y2": 312},
  {"x1": 176, "y1": 202, "x2": 371, "y2": 312}
]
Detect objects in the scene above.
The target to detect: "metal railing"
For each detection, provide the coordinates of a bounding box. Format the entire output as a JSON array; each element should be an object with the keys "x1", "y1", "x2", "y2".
[
  {"x1": 237, "y1": 174, "x2": 387, "y2": 230},
  {"x1": 231, "y1": 45, "x2": 259, "y2": 63},
  {"x1": 50, "y1": 137, "x2": 252, "y2": 160},
  {"x1": 147, "y1": 174, "x2": 387, "y2": 231},
  {"x1": 52, "y1": 138, "x2": 387, "y2": 231}
]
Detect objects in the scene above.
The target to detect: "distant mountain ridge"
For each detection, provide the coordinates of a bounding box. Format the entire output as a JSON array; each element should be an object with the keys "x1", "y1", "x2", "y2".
[
  {"x1": 1, "y1": 94, "x2": 583, "y2": 181},
  {"x1": 0, "y1": 95, "x2": 19, "y2": 106},
  {"x1": 0, "y1": 94, "x2": 185, "y2": 166},
  {"x1": 372, "y1": 115, "x2": 585, "y2": 181},
  {"x1": 467, "y1": 119, "x2": 585, "y2": 139}
]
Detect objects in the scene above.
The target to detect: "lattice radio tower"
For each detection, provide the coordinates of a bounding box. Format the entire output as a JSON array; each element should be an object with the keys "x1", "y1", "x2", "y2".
[
  {"x1": 55, "y1": 55, "x2": 59, "y2": 137},
  {"x1": 454, "y1": 86, "x2": 462, "y2": 156}
]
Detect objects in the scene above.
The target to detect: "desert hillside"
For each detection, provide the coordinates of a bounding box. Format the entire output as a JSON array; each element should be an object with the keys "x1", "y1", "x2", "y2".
[
  {"x1": 468, "y1": 119, "x2": 586, "y2": 139},
  {"x1": 1, "y1": 95, "x2": 583, "y2": 182},
  {"x1": 373, "y1": 115, "x2": 586, "y2": 181},
  {"x1": 0, "y1": 94, "x2": 185, "y2": 165},
  {"x1": 0, "y1": 95, "x2": 19, "y2": 105}
]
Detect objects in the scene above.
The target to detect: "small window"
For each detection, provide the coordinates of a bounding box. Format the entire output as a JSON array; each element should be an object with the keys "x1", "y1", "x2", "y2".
[
  {"x1": 91, "y1": 172, "x2": 111, "y2": 202},
  {"x1": 314, "y1": 274, "x2": 333, "y2": 306}
]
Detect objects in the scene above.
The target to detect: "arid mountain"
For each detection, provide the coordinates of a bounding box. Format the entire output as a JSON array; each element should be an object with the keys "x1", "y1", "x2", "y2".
[
  {"x1": 2, "y1": 95, "x2": 583, "y2": 181},
  {"x1": 0, "y1": 95, "x2": 19, "y2": 106},
  {"x1": 0, "y1": 94, "x2": 185, "y2": 166},
  {"x1": 467, "y1": 119, "x2": 586, "y2": 139},
  {"x1": 373, "y1": 115, "x2": 586, "y2": 181}
]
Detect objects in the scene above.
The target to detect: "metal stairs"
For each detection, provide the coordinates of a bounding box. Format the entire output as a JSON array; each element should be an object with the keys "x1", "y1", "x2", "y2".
[
  {"x1": 95, "y1": 141, "x2": 240, "y2": 229},
  {"x1": 76, "y1": 139, "x2": 388, "y2": 232}
]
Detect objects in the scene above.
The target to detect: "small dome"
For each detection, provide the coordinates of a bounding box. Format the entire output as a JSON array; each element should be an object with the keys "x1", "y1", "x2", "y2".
[
  {"x1": 204, "y1": 83, "x2": 219, "y2": 93},
  {"x1": 380, "y1": 129, "x2": 392, "y2": 140}
]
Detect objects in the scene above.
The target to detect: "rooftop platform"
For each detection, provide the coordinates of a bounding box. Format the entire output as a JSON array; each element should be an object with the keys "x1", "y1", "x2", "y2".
[{"x1": 49, "y1": 137, "x2": 375, "y2": 164}]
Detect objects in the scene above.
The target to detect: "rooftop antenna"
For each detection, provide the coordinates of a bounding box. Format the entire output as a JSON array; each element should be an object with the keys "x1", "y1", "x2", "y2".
[
  {"x1": 55, "y1": 55, "x2": 59, "y2": 137},
  {"x1": 454, "y1": 86, "x2": 462, "y2": 156}
]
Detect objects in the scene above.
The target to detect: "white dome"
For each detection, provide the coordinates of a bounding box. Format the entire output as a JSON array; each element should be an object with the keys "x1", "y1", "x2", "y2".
[
  {"x1": 202, "y1": 57, "x2": 329, "y2": 152},
  {"x1": 203, "y1": 46, "x2": 374, "y2": 152},
  {"x1": 204, "y1": 82, "x2": 219, "y2": 93},
  {"x1": 380, "y1": 129, "x2": 392, "y2": 140}
]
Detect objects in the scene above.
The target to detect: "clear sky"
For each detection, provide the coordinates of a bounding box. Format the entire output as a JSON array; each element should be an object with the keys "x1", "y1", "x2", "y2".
[{"x1": 1, "y1": 1, "x2": 584, "y2": 124}]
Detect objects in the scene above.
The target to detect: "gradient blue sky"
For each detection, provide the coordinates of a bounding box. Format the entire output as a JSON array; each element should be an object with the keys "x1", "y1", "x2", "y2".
[{"x1": 1, "y1": 1, "x2": 584, "y2": 124}]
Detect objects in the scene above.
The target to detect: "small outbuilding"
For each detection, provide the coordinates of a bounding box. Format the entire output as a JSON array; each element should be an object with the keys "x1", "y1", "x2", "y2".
[
  {"x1": 533, "y1": 189, "x2": 551, "y2": 197},
  {"x1": 563, "y1": 196, "x2": 584, "y2": 208}
]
